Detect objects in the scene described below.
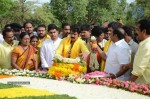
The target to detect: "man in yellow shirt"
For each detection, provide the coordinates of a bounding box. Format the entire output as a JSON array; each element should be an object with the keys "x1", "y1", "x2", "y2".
[
  {"x1": 37, "y1": 24, "x2": 50, "y2": 48},
  {"x1": 131, "y1": 19, "x2": 150, "y2": 84},
  {"x1": 56, "y1": 25, "x2": 89, "y2": 59},
  {"x1": 0, "y1": 28, "x2": 18, "y2": 69}
]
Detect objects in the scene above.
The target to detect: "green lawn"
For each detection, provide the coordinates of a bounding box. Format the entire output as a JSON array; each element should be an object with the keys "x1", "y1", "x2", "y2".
[
  {"x1": 0, "y1": 83, "x2": 21, "y2": 89},
  {"x1": 0, "y1": 95, "x2": 77, "y2": 99}
]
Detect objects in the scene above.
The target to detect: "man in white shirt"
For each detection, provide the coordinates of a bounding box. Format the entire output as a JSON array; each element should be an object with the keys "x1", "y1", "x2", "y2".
[
  {"x1": 97, "y1": 28, "x2": 131, "y2": 81},
  {"x1": 40, "y1": 24, "x2": 62, "y2": 70}
]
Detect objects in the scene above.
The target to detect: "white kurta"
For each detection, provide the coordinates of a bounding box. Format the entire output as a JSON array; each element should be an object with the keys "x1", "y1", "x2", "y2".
[{"x1": 40, "y1": 38, "x2": 62, "y2": 69}]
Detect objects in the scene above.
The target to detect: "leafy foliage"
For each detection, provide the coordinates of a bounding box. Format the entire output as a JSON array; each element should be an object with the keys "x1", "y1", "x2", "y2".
[
  {"x1": 0, "y1": 0, "x2": 149, "y2": 30},
  {"x1": 136, "y1": 0, "x2": 150, "y2": 19}
]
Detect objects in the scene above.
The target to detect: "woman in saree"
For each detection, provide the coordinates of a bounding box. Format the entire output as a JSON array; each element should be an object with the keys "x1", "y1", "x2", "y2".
[
  {"x1": 11, "y1": 32, "x2": 38, "y2": 71},
  {"x1": 30, "y1": 35, "x2": 39, "y2": 49},
  {"x1": 30, "y1": 35, "x2": 42, "y2": 70}
]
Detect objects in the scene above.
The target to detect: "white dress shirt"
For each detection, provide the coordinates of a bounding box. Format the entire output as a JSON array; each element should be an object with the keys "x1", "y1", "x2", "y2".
[
  {"x1": 104, "y1": 39, "x2": 131, "y2": 81},
  {"x1": 40, "y1": 38, "x2": 62, "y2": 69}
]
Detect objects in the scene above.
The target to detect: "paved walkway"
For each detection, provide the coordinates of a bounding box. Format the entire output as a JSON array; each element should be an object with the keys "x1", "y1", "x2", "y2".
[{"x1": 0, "y1": 76, "x2": 149, "y2": 99}]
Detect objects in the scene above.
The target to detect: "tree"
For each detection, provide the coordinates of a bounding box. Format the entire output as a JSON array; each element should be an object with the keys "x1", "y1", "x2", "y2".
[
  {"x1": 67, "y1": 0, "x2": 88, "y2": 24},
  {"x1": 11, "y1": 0, "x2": 37, "y2": 24},
  {"x1": 125, "y1": 2, "x2": 137, "y2": 26},
  {"x1": 87, "y1": 0, "x2": 128, "y2": 25},
  {"x1": 31, "y1": 3, "x2": 60, "y2": 27},
  {"x1": 125, "y1": 0, "x2": 150, "y2": 26},
  {"x1": 136, "y1": 0, "x2": 150, "y2": 19},
  {"x1": 49, "y1": 0, "x2": 89, "y2": 24},
  {"x1": 0, "y1": 0, "x2": 15, "y2": 29},
  {"x1": 50, "y1": 0, "x2": 68, "y2": 23},
  {"x1": 0, "y1": 0, "x2": 37, "y2": 29}
]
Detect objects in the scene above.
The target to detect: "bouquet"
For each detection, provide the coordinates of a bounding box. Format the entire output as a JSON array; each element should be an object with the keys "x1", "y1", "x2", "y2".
[{"x1": 47, "y1": 54, "x2": 87, "y2": 79}]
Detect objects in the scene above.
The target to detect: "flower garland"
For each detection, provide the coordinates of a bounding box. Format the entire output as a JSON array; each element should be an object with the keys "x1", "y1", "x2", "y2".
[
  {"x1": 67, "y1": 71, "x2": 150, "y2": 96},
  {"x1": 48, "y1": 54, "x2": 87, "y2": 79}
]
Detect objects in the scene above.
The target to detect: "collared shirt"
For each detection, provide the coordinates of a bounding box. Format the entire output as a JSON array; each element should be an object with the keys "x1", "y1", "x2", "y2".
[
  {"x1": 0, "y1": 40, "x2": 19, "y2": 69},
  {"x1": 40, "y1": 38, "x2": 62, "y2": 68},
  {"x1": 38, "y1": 34, "x2": 50, "y2": 48},
  {"x1": 132, "y1": 37, "x2": 150, "y2": 84},
  {"x1": 0, "y1": 34, "x2": 4, "y2": 43},
  {"x1": 128, "y1": 39, "x2": 138, "y2": 64},
  {"x1": 104, "y1": 39, "x2": 131, "y2": 81}
]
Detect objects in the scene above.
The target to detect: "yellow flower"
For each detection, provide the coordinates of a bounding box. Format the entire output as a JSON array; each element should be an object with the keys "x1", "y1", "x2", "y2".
[
  {"x1": 48, "y1": 62, "x2": 86, "y2": 77},
  {"x1": 0, "y1": 87, "x2": 55, "y2": 98}
]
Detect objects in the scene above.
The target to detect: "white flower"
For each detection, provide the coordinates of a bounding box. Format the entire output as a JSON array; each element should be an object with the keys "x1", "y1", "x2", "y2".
[
  {"x1": 26, "y1": 74, "x2": 30, "y2": 77},
  {"x1": 5, "y1": 71, "x2": 10, "y2": 75},
  {"x1": 76, "y1": 77, "x2": 85, "y2": 84},
  {"x1": 76, "y1": 57, "x2": 80, "y2": 63},
  {"x1": 58, "y1": 56, "x2": 63, "y2": 61},
  {"x1": 91, "y1": 36, "x2": 96, "y2": 41},
  {"x1": 63, "y1": 58, "x2": 69, "y2": 63},
  {"x1": 1, "y1": 69, "x2": 5, "y2": 72},
  {"x1": 88, "y1": 79, "x2": 95, "y2": 83},
  {"x1": 68, "y1": 58, "x2": 72, "y2": 63},
  {"x1": 54, "y1": 54, "x2": 63, "y2": 61},
  {"x1": 11, "y1": 69, "x2": 19, "y2": 73},
  {"x1": 15, "y1": 72, "x2": 22, "y2": 76}
]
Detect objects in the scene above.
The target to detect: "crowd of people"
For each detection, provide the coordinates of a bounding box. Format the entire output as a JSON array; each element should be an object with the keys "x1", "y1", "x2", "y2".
[{"x1": 0, "y1": 19, "x2": 150, "y2": 85}]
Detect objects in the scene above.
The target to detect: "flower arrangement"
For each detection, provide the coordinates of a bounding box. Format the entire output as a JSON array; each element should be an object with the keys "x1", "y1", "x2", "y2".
[
  {"x1": 67, "y1": 71, "x2": 150, "y2": 96},
  {"x1": 0, "y1": 68, "x2": 50, "y2": 79},
  {"x1": 0, "y1": 69, "x2": 150, "y2": 96},
  {"x1": 47, "y1": 54, "x2": 87, "y2": 79}
]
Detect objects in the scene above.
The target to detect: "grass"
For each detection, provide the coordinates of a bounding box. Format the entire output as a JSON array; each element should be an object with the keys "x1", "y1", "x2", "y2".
[
  {"x1": 0, "y1": 95, "x2": 77, "y2": 99},
  {"x1": 0, "y1": 83, "x2": 20, "y2": 89}
]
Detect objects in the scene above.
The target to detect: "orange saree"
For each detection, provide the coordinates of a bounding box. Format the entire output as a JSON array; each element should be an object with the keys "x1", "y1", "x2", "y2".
[{"x1": 12, "y1": 45, "x2": 37, "y2": 70}]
